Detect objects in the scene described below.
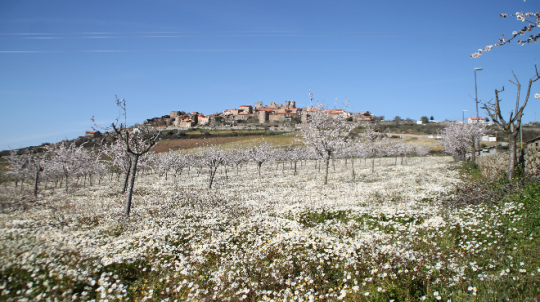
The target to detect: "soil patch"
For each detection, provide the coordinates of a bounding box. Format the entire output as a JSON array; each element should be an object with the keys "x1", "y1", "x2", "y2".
[{"x1": 151, "y1": 136, "x2": 257, "y2": 153}]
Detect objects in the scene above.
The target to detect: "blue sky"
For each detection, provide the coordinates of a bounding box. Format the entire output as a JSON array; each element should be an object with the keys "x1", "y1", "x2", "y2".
[{"x1": 1, "y1": 0, "x2": 539, "y2": 150}]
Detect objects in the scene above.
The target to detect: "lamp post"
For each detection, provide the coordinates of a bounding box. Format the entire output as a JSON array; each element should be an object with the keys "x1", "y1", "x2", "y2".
[
  {"x1": 463, "y1": 110, "x2": 467, "y2": 123},
  {"x1": 474, "y1": 68, "x2": 483, "y2": 154},
  {"x1": 474, "y1": 68, "x2": 483, "y2": 119}
]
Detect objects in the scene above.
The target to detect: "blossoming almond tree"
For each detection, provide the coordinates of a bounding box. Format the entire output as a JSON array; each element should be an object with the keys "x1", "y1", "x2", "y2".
[
  {"x1": 92, "y1": 96, "x2": 160, "y2": 217},
  {"x1": 440, "y1": 121, "x2": 485, "y2": 163},
  {"x1": 28, "y1": 151, "x2": 48, "y2": 197},
  {"x1": 198, "y1": 145, "x2": 225, "y2": 189},
  {"x1": 246, "y1": 140, "x2": 272, "y2": 178},
  {"x1": 357, "y1": 125, "x2": 385, "y2": 173},
  {"x1": 299, "y1": 90, "x2": 354, "y2": 184},
  {"x1": 6, "y1": 149, "x2": 30, "y2": 191},
  {"x1": 47, "y1": 142, "x2": 87, "y2": 193}
]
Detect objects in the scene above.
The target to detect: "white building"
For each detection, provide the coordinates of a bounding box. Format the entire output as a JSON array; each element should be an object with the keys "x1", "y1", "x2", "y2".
[{"x1": 468, "y1": 117, "x2": 485, "y2": 124}]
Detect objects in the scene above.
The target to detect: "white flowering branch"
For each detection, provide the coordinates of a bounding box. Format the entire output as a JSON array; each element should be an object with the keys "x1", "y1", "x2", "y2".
[{"x1": 472, "y1": 12, "x2": 539, "y2": 58}]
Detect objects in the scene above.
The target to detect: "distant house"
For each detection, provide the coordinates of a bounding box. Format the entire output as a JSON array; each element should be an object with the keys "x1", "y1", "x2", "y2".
[
  {"x1": 355, "y1": 111, "x2": 373, "y2": 122},
  {"x1": 174, "y1": 115, "x2": 196, "y2": 128},
  {"x1": 223, "y1": 109, "x2": 240, "y2": 116},
  {"x1": 85, "y1": 131, "x2": 102, "y2": 138},
  {"x1": 526, "y1": 135, "x2": 540, "y2": 147},
  {"x1": 239, "y1": 105, "x2": 253, "y2": 114},
  {"x1": 198, "y1": 114, "x2": 210, "y2": 125},
  {"x1": 468, "y1": 117, "x2": 485, "y2": 124}
]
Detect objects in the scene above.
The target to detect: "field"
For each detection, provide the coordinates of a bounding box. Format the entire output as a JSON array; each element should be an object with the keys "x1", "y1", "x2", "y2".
[
  {"x1": 153, "y1": 135, "x2": 302, "y2": 153},
  {"x1": 152, "y1": 136, "x2": 259, "y2": 153},
  {"x1": 1, "y1": 155, "x2": 540, "y2": 301}
]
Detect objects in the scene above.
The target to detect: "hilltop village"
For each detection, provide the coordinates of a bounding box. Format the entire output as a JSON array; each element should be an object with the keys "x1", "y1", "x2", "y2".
[{"x1": 142, "y1": 100, "x2": 374, "y2": 129}]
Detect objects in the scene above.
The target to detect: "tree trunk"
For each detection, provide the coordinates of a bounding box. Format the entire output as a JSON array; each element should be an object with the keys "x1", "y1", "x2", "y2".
[
  {"x1": 34, "y1": 169, "x2": 41, "y2": 197},
  {"x1": 471, "y1": 140, "x2": 476, "y2": 166},
  {"x1": 371, "y1": 158, "x2": 375, "y2": 173},
  {"x1": 351, "y1": 158, "x2": 355, "y2": 182},
  {"x1": 507, "y1": 134, "x2": 518, "y2": 180},
  {"x1": 209, "y1": 167, "x2": 216, "y2": 189},
  {"x1": 125, "y1": 154, "x2": 139, "y2": 217},
  {"x1": 294, "y1": 161, "x2": 297, "y2": 176},
  {"x1": 122, "y1": 161, "x2": 132, "y2": 194},
  {"x1": 324, "y1": 158, "x2": 330, "y2": 185}
]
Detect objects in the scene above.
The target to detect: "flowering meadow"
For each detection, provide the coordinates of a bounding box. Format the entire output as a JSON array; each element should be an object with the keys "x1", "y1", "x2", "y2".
[{"x1": 1, "y1": 154, "x2": 540, "y2": 301}]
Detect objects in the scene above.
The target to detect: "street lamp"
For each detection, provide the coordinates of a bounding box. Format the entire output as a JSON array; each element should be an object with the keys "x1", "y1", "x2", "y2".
[
  {"x1": 474, "y1": 68, "x2": 483, "y2": 119},
  {"x1": 474, "y1": 68, "x2": 483, "y2": 153},
  {"x1": 463, "y1": 110, "x2": 467, "y2": 123}
]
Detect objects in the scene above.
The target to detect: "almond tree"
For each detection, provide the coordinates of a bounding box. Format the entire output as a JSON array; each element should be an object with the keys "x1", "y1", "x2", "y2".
[
  {"x1": 440, "y1": 121, "x2": 485, "y2": 163},
  {"x1": 415, "y1": 146, "x2": 431, "y2": 162},
  {"x1": 357, "y1": 125, "x2": 384, "y2": 173},
  {"x1": 152, "y1": 151, "x2": 173, "y2": 181},
  {"x1": 299, "y1": 91, "x2": 354, "y2": 184},
  {"x1": 47, "y1": 142, "x2": 86, "y2": 193},
  {"x1": 104, "y1": 137, "x2": 134, "y2": 193},
  {"x1": 386, "y1": 139, "x2": 404, "y2": 166},
  {"x1": 92, "y1": 96, "x2": 159, "y2": 217},
  {"x1": 199, "y1": 145, "x2": 225, "y2": 189},
  {"x1": 339, "y1": 143, "x2": 360, "y2": 181},
  {"x1": 76, "y1": 146, "x2": 103, "y2": 188},
  {"x1": 482, "y1": 67, "x2": 539, "y2": 179},
  {"x1": 246, "y1": 140, "x2": 272, "y2": 178},
  {"x1": 28, "y1": 151, "x2": 49, "y2": 197},
  {"x1": 6, "y1": 149, "x2": 30, "y2": 190},
  {"x1": 228, "y1": 148, "x2": 248, "y2": 176},
  {"x1": 170, "y1": 152, "x2": 189, "y2": 181},
  {"x1": 287, "y1": 146, "x2": 306, "y2": 176}
]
